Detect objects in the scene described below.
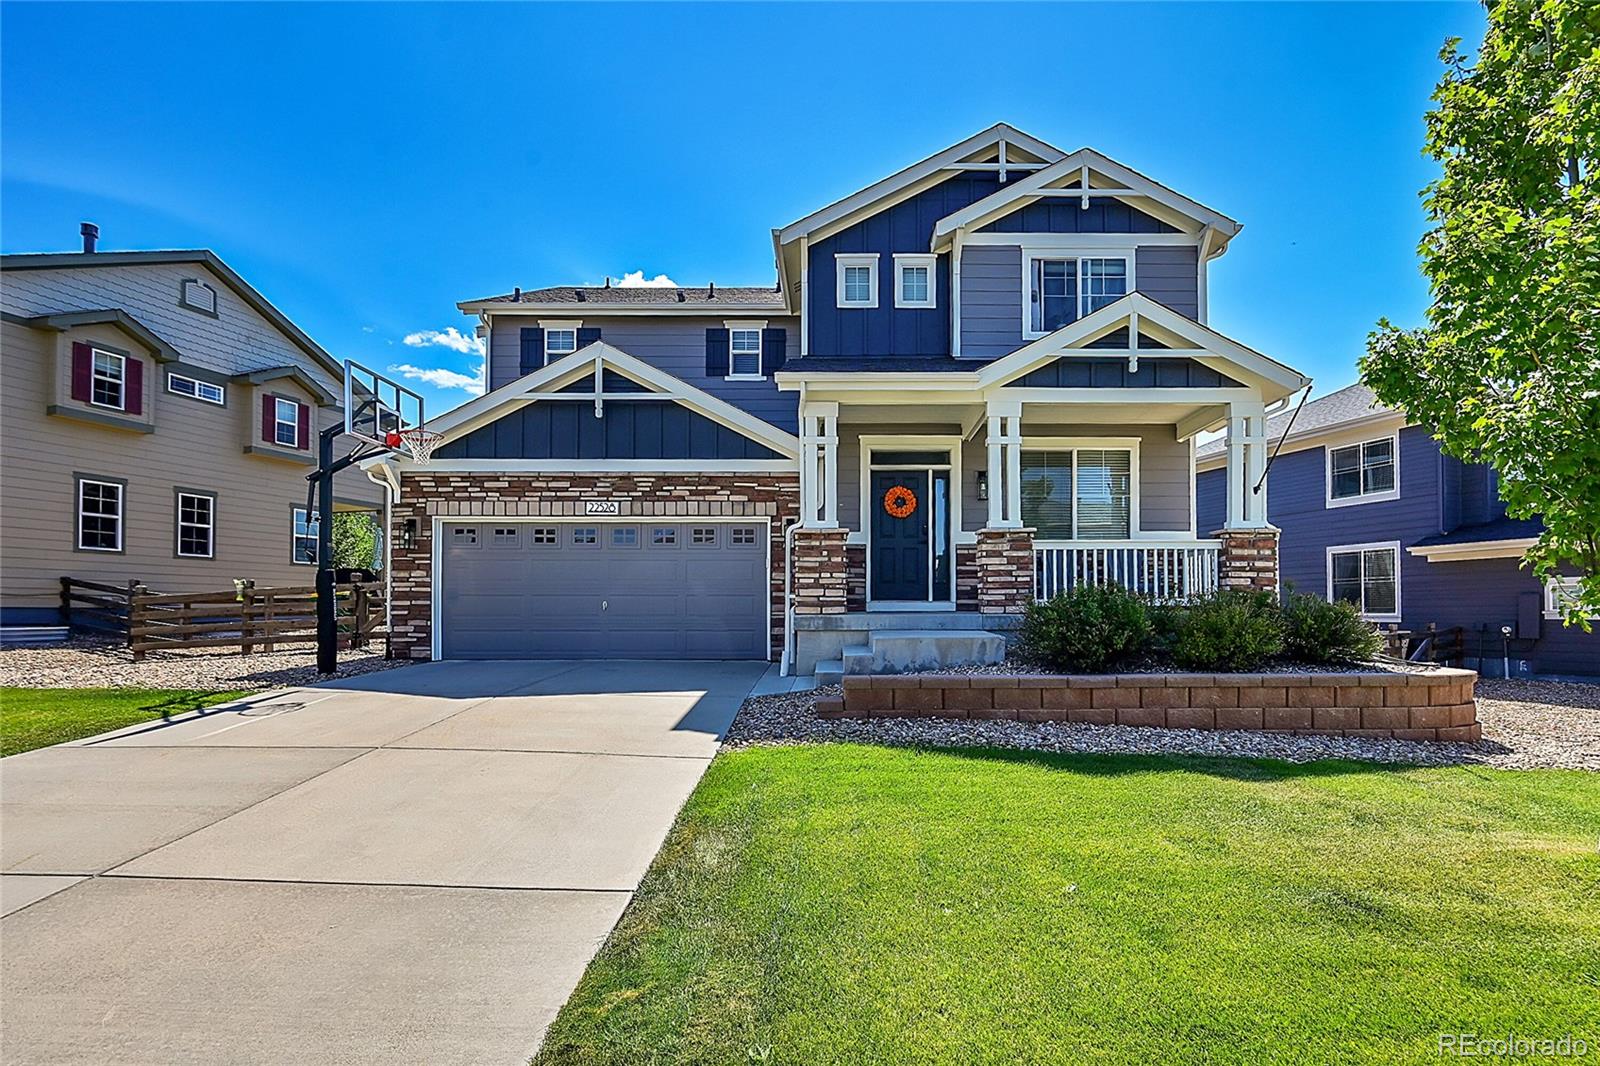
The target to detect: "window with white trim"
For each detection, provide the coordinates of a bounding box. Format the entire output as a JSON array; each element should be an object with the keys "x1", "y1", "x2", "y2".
[
  {"x1": 894, "y1": 254, "x2": 936, "y2": 309},
  {"x1": 292, "y1": 507, "x2": 319, "y2": 564},
  {"x1": 1019, "y1": 447, "x2": 1133, "y2": 540},
  {"x1": 729, "y1": 329, "x2": 762, "y2": 377},
  {"x1": 1327, "y1": 437, "x2": 1398, "y2": 505},
  {"x1": 1328, "y1": 543, "x2": 1399, "y2": 620},
  {"x1": 1545, "y1": 576, "x2": 1594, "y2": 620},
  {"x1": 168, "y1": 373, "x2": 225, "y2": 405},
  {"x1": 76, "y1": 478, "x2": 123, "y2": 552},
  {"x1": 274, "y1": 397, "x2": 301, "y2": 448},
  {"x1": 1028, "y1": 256, "x2": 1128, "y2": 334},
  {"x1": 545, "y1": 328, "x2": 578, "y2": 358},
  {"x1": 90, "y1": 349, "x2": 126, "y2": 410},
  {"x1": 176, "y1": 492, "x2": 215, "y2": 558},
  {"x1": 835, "y1": 254, "x2": 879, "y2": 308}
]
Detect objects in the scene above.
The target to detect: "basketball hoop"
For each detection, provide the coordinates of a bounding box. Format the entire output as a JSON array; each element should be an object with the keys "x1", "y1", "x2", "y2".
[{"x1": 387, "y1": 426, "x2": 442, "y2": 464}]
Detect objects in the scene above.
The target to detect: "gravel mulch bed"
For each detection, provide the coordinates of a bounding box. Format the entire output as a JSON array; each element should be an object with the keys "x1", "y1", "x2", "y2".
[
  {"x1": 0, "y1": 636, "x2": 411, "y2": 691},
  {"x1": 726, "y1": 676, "x2": 1600, "y2": 771}
]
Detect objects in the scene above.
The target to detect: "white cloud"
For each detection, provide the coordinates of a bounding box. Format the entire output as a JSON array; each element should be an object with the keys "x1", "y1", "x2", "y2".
[
  {"x1": 390, "y1": 361, "x2": 485, "y2": 394},
  {"x1": 402, "y1": 327, "x2": 484, "y2": 355},
  {"x1": 614, "y1": 270, "x2": 678, "y2": 288}
]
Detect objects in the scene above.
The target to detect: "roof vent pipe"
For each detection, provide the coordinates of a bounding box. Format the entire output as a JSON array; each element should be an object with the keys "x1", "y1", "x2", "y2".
[
  {"x1": 80, "y1": 222, "x2": 99, "y2": 254},
  {"x1": 708, "y1": 281, "x2": 716, "y2": 298},
  {"x1": 604, "y1": 276, "x2": 611, "y2": 289},
  {"x1": 512, "y1": 286, "x2": 521, "y2": 302}
]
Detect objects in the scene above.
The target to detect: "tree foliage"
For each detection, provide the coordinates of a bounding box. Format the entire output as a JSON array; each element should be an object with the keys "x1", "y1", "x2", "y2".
[
  {"x1": 1360, "y1": 0, "x2": 1600, "y2": 626},
  {"x1": 330, "y1": 511, "x2": 380, "y2": 570}
]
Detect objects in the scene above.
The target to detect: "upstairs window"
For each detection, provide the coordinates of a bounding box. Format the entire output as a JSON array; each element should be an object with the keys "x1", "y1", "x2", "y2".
[
  {"x1": 544, "y1": 325, "x2": 579, "y2": 358},
  {"x1": 1326, "y1": 436, "x2": 1398, "y2": 506},
  {"x1": 273, "y1": 397, "x2": 301, "y2": 447},
  {"x1": 1028, "y1": 255, "x2": 1129, "y2": 334},
  {"x1": 91, "y1": 350, "x2": 126, "y2": 410},
  {"x1": 894, "y1": 254, "x2": 936, "y2": 309},
  {"x1": 168, "y1": 373, "x2": 225, "y2": 405},
  {"x1": 835, "y1": 254, "x2": 879, "y2": 308},
  {"x1": 727, "y1": 324, "x2": 763, "y2": 378}
]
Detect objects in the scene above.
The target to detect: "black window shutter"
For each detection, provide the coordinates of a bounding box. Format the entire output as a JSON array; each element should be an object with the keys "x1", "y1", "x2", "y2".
[
  {"x1": 519, "y1": 327, "x2": 544, "y2": 375},
  {"x1": 576, "y1": 326, "x2": 601, "y2": 350},
  {"x1": 761, "y1": 328, "x2": 787, "y2": 373},
  {"x1": 705, "y1": 328, "x2": 729, "y2": 377}
]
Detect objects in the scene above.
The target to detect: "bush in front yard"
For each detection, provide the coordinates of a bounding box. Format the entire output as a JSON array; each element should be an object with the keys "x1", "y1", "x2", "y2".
[
  {"x1": 1171, "y1": 589, "x2": 1283, "y2": 671},
  {"x1": 1280, "y1": 592, "x2": 1384, "y2": 664},
  {"x1": 1018, "y1": 583, "x2": 1151, "y2": 672}
]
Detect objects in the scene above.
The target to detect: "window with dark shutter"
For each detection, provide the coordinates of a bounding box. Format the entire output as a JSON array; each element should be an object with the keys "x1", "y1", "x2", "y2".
[
  {"x1": 70, "y1": 342, "x2": 93, "y2": 403},
  {"x1": 124, "y1": 358, "x2": 144, "y2": 415},
  {"x1": 519, "y1": 328, "x2": 544, "y2": 375},
  {"x1": 576, "y1": 326, "x2": 601, "y2": 350},
  {"x1": 297, "y1": 401, "x2": 312, "y2": 449},
  {"x1": 705, "y1": 328, "x2": 730, "y2": 377},
  {"x1": 762, "y1": 328, "x2": 787, "y2": 373}
]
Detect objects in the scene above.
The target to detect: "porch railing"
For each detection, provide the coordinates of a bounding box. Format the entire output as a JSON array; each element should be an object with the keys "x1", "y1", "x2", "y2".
[{"x1": 1034, "y1": 540, "x2": 1221, "y2": 602}]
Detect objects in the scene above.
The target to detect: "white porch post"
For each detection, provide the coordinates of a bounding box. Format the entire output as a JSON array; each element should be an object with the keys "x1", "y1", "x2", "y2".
[
  {"x1": 986, "y1": 412, "x2": 1003, "y2": 528},
  {"x1": 1223, "y1": 399, "x2": 1268, "y2": 530},
  {"x1": 985, "y1": 398, "x2": 1023, "y2": 528},
  {"x1": 1003, "y1": 414, "x2": 1023, "y2": 528},
  {"x1": 799, "y1": 401, "x2": 839, "y2": 528},
  {"x1": 821, "y1": 409, "x2": 839, "y2": 527}
]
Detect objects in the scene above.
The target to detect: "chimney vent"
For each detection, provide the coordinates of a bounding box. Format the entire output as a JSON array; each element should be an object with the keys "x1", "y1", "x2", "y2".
[
  {"x1": 512, "y1": 287, "x2": 521, "y2": 302},
  {"x1": 603, "y1": 276, "x2": 611, "y2": 289},
  {"x1": 708, "y1": 281, "x2": 716, "y2": 298},
  {"x1": 80, "y1": 222, "x2": 99, "y2": 254}
]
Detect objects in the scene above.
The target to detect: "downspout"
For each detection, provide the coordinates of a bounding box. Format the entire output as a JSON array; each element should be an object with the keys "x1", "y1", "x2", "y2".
[{"x1": 781, "y1": 517, "x2": 796, "y2": 676}]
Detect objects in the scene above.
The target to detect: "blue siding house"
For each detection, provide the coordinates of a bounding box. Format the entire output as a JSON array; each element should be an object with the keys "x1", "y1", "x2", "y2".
[{"x1": 1197, "y1": 383, "x2": 1597, "y2": 678}]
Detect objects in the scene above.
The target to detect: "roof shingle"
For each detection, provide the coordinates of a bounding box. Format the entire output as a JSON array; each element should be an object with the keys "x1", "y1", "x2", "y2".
[{"x1": 1196, "y1": 382, "x2": 1389, "y2": 458}]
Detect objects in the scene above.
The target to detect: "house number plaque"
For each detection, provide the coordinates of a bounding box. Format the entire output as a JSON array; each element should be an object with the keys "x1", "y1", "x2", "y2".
[{"x1": 584, "y1": 500, "x2": 621, "y2": 515}]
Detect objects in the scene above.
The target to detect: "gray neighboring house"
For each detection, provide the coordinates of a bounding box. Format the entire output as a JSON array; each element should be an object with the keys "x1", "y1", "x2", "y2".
[{"x1": 0, "y1": 232, "x2": 383, "y2": 626}]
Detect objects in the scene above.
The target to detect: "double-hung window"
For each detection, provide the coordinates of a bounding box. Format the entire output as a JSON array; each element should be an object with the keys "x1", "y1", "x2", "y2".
[
  {"x1": 292, "y1": 507, "x2": 319, "y2": 564},
  {"x1": 90, "y1": 349, "x2": 126, "y2": 410},
  {"x1": 274, "y1": 397, "x2": 301, "y2": 448},
  {"x1": 835, "y1": 254, "x2": 879, "y2": 308},
  {"x1": 1326, "y1": 436, "x2": 1398, "y2": 506},
  {"x1": 894, "y1": 254, "x2": 936, "y2": 309},
  {"x1": 176, "y1": 492, "x2": 215, "y2": 558},
  {"x1": 726, "y1": 322, "x2": 764, "y2": 378},
  {"x1": 76, "y1": 477, "x2": 124, "y2": 552},
  {"x1": 1028, "y1": 255, "x2": 1129, "y2": 334},
  {"x1": 1327, "y1": 542, "x2": 1400, "y2": 620},
  {"x1": 544, "y1": 326, "x2": 578, "y2": 359},
  {"x1": 1019, "y1": 446, "x2": 1134, "y2": 540}
]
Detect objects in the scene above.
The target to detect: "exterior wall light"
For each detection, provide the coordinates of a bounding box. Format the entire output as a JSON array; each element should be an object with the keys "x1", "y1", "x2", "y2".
[
  {"x1": 400, "y1": 517, "x2": 418, "y2": 551},
  {"x1": 976, "y1": 471, "x2": 989, "y2": 501}
]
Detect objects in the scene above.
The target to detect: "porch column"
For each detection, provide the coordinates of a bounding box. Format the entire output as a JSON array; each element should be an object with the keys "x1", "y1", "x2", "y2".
[
  {"x1": 1212, "y1": 398, "x2": 1279, "y2": 594},
  {"x1": 798, "y1": 401, "x2": 839, "y2": 528},
  {"x1": 985, "y1": 398, "x2": 1022, "y2": 529}
]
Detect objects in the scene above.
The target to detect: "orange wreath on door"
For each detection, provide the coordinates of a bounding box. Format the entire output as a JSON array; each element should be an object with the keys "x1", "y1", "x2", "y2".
[{"x1": 882, "y1": 485, "x2": 919, "y2": 519}]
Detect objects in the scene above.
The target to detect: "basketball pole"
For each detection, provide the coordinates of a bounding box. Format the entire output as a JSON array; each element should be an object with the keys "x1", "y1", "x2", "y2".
[{"x1": 307, "y1": 424, "x2": 375, "y2": 675}]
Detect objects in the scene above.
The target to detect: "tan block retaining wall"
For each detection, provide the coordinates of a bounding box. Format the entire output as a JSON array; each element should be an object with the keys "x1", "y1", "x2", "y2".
[{"x1": 820, "y1": 668, "x2": 1480, "y2": 742}]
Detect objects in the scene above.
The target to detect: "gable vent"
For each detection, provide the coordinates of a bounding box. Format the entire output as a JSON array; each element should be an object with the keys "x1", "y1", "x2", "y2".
[{"x1": 180, "y1": 278, "x2": 218, "y2": 315}]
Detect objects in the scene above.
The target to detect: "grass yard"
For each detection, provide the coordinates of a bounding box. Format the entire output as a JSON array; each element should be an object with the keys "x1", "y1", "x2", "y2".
[
  {"x1": 0, "y1": 686, "x2": 249, "y2": 756},
  {"x1": 537, "y1": 745, "x2": 1600, "y2": 1065}
]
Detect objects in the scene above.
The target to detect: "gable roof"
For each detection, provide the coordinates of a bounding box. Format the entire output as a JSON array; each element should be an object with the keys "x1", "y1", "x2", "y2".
[
  {"x1": 233, "y1": 365, "x2": 340, "y2": 406},
  {"x1": 418, "y1": 340, "x2": 799, "y2": 459},
  {"x1": 5, "y1": 308, "x2": 182, "y2": 362},
  {"x1": 459, "y1": 285, "x2": 785, "y2": 314},
  {"x1": 930, "y1": 148, "x2": 1242, "y2": 252},
  {"x1": 1195, "y1": 383, "x2": 1396, "y2": 463},
  {"x1": 0, "y1": 249, "x2": 343, "y2": 379}
]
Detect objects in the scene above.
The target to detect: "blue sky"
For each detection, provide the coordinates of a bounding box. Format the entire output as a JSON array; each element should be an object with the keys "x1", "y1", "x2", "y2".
[{"x1": 2, "y1": 2, "x2": 1483, "y2": 418}]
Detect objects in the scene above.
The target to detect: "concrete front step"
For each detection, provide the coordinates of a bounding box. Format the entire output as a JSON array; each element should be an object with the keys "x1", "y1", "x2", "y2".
[
  {"x1": 847, "y1": 629, "x2": 1007, "y2": 675},
  {"x1": 814, "y1": 660, "x2": 845, "y2": 687}
]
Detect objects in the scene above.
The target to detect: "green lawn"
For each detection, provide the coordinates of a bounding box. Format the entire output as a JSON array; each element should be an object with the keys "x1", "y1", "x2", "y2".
[
  {"x1": 0, "y1": 687, "x2": 250, "y2": 756},
  {"x1": 537, "y1": 745, "x2": 1600, "y2": 1065}
]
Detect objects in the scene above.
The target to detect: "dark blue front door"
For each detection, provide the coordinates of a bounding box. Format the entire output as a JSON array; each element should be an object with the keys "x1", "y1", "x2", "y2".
[{"x1": 871, "y1": 470, "x2": 929, "y2": 601}]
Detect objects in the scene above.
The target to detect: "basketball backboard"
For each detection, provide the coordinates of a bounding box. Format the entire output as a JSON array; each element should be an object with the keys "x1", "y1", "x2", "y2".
[{"x1": 344, "y1": 361, "x2": 425, "y2": 450}]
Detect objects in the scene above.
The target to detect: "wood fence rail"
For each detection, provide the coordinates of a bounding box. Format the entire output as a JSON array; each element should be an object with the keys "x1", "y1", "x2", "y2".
[
  {"x1": 128, "y1": 582, "x2": 385, "y2": 660},
  {"x1": 59, "y1": 577, "x2": 144, "y2": 642}
]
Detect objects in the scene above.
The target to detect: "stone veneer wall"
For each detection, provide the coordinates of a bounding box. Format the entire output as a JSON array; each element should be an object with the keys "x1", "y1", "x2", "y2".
[
  {"x1": 791, "y1": 527, "x2": 849, "y2": 615},
  {"x1": 388, "y1": 472, "x2": 798, "y2": 659},
  {"x1": 976, "y1": 528, "x2": 1035, "y2": 614},
  {"x1": 822, "y1": 668, "x2": 1480, "y2": 742},
  {"x1": 845, "y1": 545, "x2": 866, "y2": 613},
  {"x1": 955, "y1": 545, "x2": 979, "y2": 612},
  {"x1": 1215, "y1": 528, "x2": 1280, "y2": 593}
]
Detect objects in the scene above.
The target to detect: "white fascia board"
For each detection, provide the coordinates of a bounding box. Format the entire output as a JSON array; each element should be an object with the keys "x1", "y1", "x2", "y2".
[
  {"x1": 930, "y1": 148, "x2": 1242, "y2": 252},
  {"x1": 1406, "y1": 538, "x2": 1538, "y2": 562},
  {"x1": 775, "y1": 123, "x2": 1065, "y2": 246},
  {"x1": 774, "y1": 371, "x2": 981, "y2": 393},
  {"x1": 423, "y1": 340, "x2": 800, "y2": 459}
]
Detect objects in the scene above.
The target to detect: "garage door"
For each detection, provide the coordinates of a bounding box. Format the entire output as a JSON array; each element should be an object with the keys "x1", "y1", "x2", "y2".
[{"x1": 439, "y1": 521, "x2": 769, "y2": 660}]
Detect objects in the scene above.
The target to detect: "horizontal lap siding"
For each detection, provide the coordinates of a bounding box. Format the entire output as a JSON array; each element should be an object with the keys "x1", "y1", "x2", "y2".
[
  {"x1": 488, "y1": 316, "x2": 798, "y2": 433},
  {"x1": 960, "y1": 246, "x2": 1023, "y2": 359},
  {"x1": 1134, "y1": 246, "x2": 1200, "y2": 319}
]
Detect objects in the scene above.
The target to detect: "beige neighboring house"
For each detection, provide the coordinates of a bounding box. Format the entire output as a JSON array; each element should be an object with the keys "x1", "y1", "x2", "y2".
[{"x1": 0, "y1": 232, "x2": 384, "y2": 626}]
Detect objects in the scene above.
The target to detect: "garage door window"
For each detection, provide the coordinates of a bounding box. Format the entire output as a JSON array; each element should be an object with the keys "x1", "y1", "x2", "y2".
[
  {"x1": 732, "y1": 526, "x2": 758, "y2": 546},
  {"x1": 451, "y1": 526, "x2": 478, "y2": 546},
  {"x1": 531, "y1": 527, "x2": 557, "y2": 545},
  {"x1": 652, "y1": 527, "x2": 677, "y2": 545},
  {"x1": 691, "y1": 526, "x2": 717, "y2": 546},
  {"x1": 612, "y1": 526, "x2": 638, "y2": 548},
  {"x1": 571, "y1": 527, "x2": 597, "y2": 545},
  {"x1": 492, "y1": 527, "x2": 518, "y2": 544}
]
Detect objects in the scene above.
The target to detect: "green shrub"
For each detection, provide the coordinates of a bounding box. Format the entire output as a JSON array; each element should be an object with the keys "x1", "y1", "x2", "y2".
[
  {"x1": 1145, "y1": 601, "x2": 1185, "y2": 655},
  {"x1": 1171, "y1": 589, "x2": 1283, "y2": 671},
  {"x1": 1018, "y1": 583, "x2": 1152, "y2": 672},
  {"x1": 1280, "y1": 593, "x2": 1384, "y2": 663}
]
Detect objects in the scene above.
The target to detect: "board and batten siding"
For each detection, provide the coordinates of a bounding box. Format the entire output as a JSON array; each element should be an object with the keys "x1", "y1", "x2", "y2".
[
  {"x1": 489, "y1": 316, "x2": 799, "y2": 433},
  {"x1": 0, "y1": 319, "x2": 379, "y2": 620},
  {"x1": 1196, "y1": 426, "x2": 1599, "y2": 677}
]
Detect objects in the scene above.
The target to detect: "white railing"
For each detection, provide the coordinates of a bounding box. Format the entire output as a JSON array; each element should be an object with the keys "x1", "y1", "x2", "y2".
[{"x1": 1034, "y1": 540, "x2": 1221, "y2": 602}]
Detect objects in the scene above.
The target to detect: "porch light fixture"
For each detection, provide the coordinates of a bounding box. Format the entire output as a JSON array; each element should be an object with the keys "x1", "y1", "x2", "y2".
[
  {"x1": 976, "y1": 471, "x2": 989, "y2": 502},
  {"x1": 400, "y1": 518, "x2": 417, "y2": 551}
]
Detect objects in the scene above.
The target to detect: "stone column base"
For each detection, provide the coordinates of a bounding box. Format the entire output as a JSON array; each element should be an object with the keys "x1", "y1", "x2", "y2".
[
  {"x1": 1213, "y1": 527, "x2": 1281, "y2": 594},
  {"x1": 792, "y1": 527, "x2": 850, "y2": 615},
  {"x1": 976, "y1": 527, "x2": 1035, "y2": 614}
]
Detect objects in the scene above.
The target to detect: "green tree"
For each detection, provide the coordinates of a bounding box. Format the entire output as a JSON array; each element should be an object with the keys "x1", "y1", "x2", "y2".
[
  {"x1": 1361, "y1": 0, "x2": 1600, "y2": 626},
  {"x1": 330, "y1": 511, "x2": 380, "y2": 570}
]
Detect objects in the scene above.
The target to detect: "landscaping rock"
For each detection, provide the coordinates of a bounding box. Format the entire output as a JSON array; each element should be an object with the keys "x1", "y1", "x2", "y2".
[{"x1": 0, "y1": 636, "x2": 409, "y2": 690}]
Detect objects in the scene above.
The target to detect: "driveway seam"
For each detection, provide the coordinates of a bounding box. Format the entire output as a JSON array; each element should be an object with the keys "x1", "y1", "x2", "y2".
[{"x1": 93, "y1": 871, "x2": 637, "y2": 894}]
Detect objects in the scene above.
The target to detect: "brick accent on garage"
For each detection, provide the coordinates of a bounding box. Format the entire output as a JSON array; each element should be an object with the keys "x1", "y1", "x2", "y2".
[
  {"x1": 388, "y1": 472, "x2": 799, "y2": 660},
  {"x1": 791, "y1": 527, "x2": 849, "y2": 616},
  {"x1": 820, "y1": 667, "x2": 1480, "y2": 742}
]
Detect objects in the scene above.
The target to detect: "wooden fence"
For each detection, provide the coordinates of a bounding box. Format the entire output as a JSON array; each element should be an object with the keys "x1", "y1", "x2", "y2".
[
  {"x1": 1375, "y1": 622, "x2": 1465, "y2": 665},
  {"x1": 59, "y1": 577, "x2": 141, "y2": 640},
  {"x1": 128, "y1": 582, "x2": 385, "y2": 660}
]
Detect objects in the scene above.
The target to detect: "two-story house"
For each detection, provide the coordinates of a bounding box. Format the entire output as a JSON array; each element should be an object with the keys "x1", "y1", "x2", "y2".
[
  {"x1": 370, "y1": 124, "x2": 1309, "y2": 675},
  {"x1": 0, "y1": 230, "x2": 383, "y2": 627},
  {"x1": 1197, "y1": 383, "x2": 1597, "y2": 679}
]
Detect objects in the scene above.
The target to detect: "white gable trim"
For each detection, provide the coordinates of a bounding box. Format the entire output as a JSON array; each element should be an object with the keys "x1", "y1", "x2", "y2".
[
  {"x1": 930, "y1": 149, "x2": 1242, "y2": 253},
  {"x1": 974, "y1": 294, "x2": 1308, "y2": 398},
  {"x1": 419, "y1": 341, "x2": 800, "y2": 459},
  {"x1": 776, "y1": 124, "x2": 1064, "y2": 246}
]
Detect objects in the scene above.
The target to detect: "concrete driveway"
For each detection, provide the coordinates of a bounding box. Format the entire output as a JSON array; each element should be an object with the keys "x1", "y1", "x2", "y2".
[{"x1": 0, "y1": 659, "x2": 767, "y2": 1065}]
